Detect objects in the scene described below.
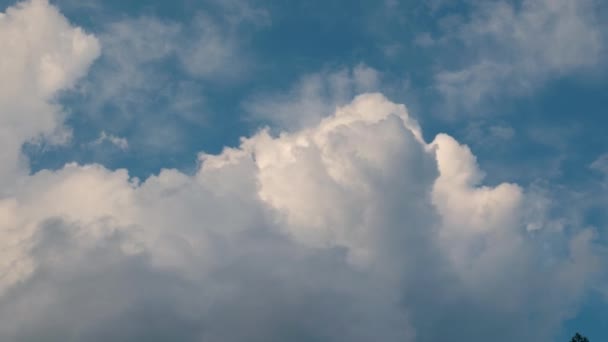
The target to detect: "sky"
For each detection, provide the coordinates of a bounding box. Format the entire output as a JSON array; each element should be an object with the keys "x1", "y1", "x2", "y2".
[{"x1": 0, "y1": 0, "x2": 607, "y2": 341}]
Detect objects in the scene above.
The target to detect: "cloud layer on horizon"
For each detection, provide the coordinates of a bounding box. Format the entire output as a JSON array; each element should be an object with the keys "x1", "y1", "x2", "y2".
[{"x1": 0, "y1": 1, "x2": 606, "y2": 341}]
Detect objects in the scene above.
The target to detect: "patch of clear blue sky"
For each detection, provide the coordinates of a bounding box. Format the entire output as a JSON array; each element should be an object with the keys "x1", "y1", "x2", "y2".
[
  {"x1": 4, "y1": 1, "x2": 607, "y2": 339},
  {"x1": 559, "y1": 291, "x2": 608, "y2": 342}
]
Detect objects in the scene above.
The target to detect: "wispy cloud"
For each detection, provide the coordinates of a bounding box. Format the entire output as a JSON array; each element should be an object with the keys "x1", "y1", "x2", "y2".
[
  {"x1": 92, "y1": 131, "x2": 129, "y2": 150},
  {"x1": 62, "y1": 2, "x2": 267, "y2": 157},
  {"x1": 425, "y1": 0, "x2": 605, "y2": 112},
  {"x1": 245, "y1": 64, "x2": 382, "y2": 130}
]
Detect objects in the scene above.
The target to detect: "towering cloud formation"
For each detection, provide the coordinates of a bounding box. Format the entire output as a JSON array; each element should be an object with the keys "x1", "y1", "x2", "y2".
[{"x1": 0, "y1": 1, "x2": 604, "y2": 341}]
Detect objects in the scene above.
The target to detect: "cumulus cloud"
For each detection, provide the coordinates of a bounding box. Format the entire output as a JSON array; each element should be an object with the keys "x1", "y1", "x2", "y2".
[
  {"x1": 428, "y1": 0, "x2": 605, "y2": 110},
  {"x1": 0, "y1": 1, "x2": 606, "y2": 341}
]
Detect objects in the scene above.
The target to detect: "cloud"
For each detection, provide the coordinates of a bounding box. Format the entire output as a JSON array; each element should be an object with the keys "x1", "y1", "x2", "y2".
[
  {"x1": 245, "y1": 64, "x2": 382, "y2": 130},
  {"x1": 60, "y1": 3, "x2": 267, "y2": 158},
  {"x1": 463, "y1": 121, "x2": 515, "y2": 149},
  {"x1": 0, "y1": 0, "x2": 99, "y2": 189},
  {"x1": 428, "y1": 0, "x2": 605, "y2": 111},
  {"x1": 79, "y1": 15, "x2": 215, "y2": 122},
  {"x1": 0, "y1": 1, "x2": 606, "y2": 341},
  {"x1": 97, "y1": 12, "x2": 253, "y2": 82},
  {"x1": 591, "y1": 154, "x2": 608, "y2": 176},
  {"x1": 92, "y1": 131, "x2": 129, "y2": 150},
  {"x1": 3, "y1": 90, "x2": 602, "y2": 340}
]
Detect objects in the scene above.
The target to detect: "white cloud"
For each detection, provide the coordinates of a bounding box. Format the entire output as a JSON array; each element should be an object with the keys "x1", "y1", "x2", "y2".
[
  {"x1": 245, "y1": 64, "x2": 382, "y2": 130},
  {"x1": 430, "y1": 0, "x2": 605, "y2": 110},
  {"x1": 0, "y1": 0, "x2": 99, "y2": 190},
  {"x1": 591, "y1": 153, "x2": 608, "y2": 176},
  {"x1": 97, "y1": 13, "x2": 249, "y2": 82},
  {"x1": 0, "y1": 1, "x2": 605, "y2": 341},
  {"x1": 178, "y1": 12, "x2": 248, "y2": 79},
  {"x1": 2, "y1": 89, "x2": 602, "y2": 341},
  {"x1": 79, "y1": 16, "x2": 200, "y2": 126},
  {"x1": 92, "y1": 131, "x2": 129, "y2": 150},
  {"x1": 68, "y1": 5, "x2": 265, "y2": 155}
]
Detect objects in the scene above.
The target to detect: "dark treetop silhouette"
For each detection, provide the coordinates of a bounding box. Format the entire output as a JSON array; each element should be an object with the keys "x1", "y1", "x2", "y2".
[{"x1": 571, "y1": 333, "x2": 590, "y2": 342}]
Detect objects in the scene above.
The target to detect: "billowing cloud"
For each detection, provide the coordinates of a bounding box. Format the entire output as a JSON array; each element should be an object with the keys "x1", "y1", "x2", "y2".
[{"x1": 0, "y1": 1, "x2": 605, "y2": 341}]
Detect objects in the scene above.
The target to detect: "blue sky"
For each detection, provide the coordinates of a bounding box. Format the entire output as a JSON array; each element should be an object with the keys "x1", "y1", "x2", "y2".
[
  {"x1": 27, "y1": 0, "x2": 608, "y2": 184},
  {"x1": 1, "y1": 0, "x2": 607, "y2": 341}
]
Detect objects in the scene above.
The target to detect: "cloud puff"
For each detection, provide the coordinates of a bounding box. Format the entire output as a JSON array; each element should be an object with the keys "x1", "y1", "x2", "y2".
[{"x1": 0, "y1": 1, "x2": 605, "y2": 341}]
